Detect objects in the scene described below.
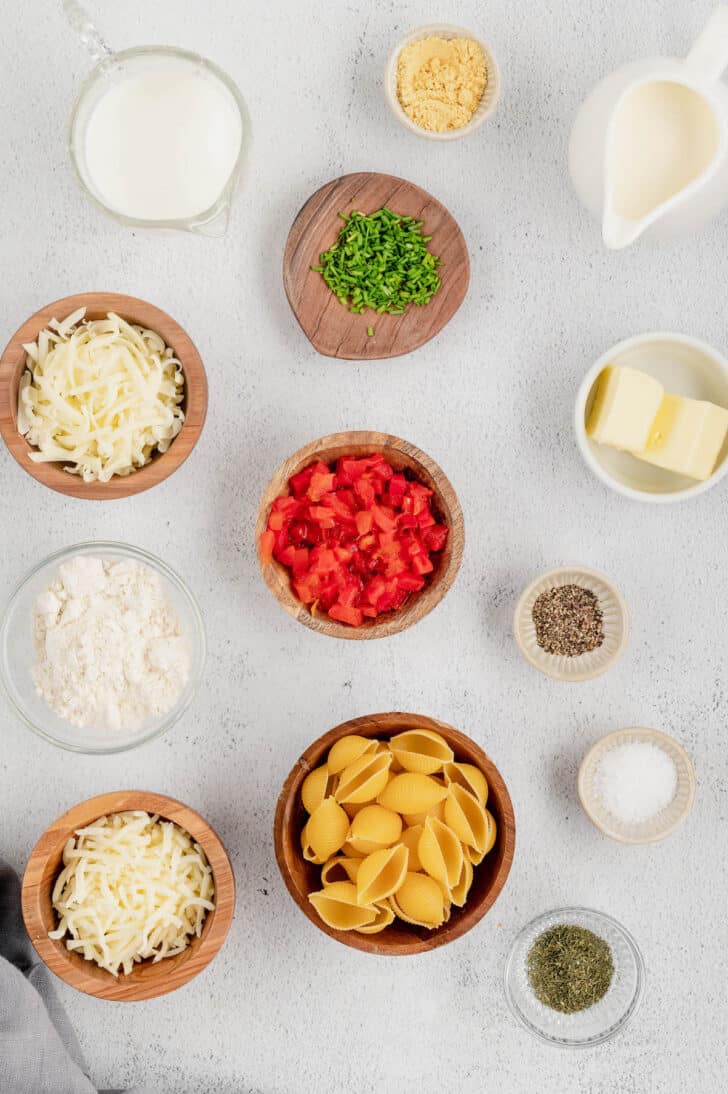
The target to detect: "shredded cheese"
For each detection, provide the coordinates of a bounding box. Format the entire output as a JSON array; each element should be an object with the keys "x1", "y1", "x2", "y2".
[
  {"x1": 18, "y1": 309, "x2": 185, "y2": 483},
  {"x1": 50, "y1": 811, "x2": 215, "y2": 976}
]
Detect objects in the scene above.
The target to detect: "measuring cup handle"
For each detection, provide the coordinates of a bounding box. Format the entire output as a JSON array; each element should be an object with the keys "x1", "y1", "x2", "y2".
[
  {"x1": 62, "y1": 0, "x2": 112, "y2": 64},
  {"x1": 686, "y1": 5, "x2": 728, "y2": 81}
]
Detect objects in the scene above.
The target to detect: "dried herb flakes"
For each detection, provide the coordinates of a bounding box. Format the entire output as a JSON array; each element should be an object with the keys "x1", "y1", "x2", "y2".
[{"x1": 527, "y1": 924, "x2": 614, "y2": 1014}]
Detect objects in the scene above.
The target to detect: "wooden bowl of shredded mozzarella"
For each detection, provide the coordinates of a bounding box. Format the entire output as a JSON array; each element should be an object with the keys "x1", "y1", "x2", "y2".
[
  {"x1": 0, "y1": 293, "x2": 207, "y2": 500},
  {"x1": 21, "y1": 791, "x2": 235, "y2": 1001}
]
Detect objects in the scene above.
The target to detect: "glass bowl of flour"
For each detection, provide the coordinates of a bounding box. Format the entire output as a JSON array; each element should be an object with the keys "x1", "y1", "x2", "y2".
[{"x1": 0, "y1": 542, "x2": 205, "y2": 752}]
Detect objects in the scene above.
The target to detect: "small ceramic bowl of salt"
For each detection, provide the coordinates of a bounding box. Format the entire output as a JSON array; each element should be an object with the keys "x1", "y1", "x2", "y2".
[{"x1": 578, "y1": 728, "x2": 695, "y2": 844}]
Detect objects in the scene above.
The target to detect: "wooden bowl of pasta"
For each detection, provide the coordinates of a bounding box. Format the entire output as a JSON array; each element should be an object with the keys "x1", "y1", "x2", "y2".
[
  {"x1": 274, "y1": 712, "x2": 516, "y2": 955},
  {"x1": 255, "y1": 431, "x2": 464, "y2": 640},
  {"x1": 0, "y1": 292, "x2": 208, "y2": 500},
  {"x1": 21, "y1": 790, "x2": 235, "y2": 1001}
]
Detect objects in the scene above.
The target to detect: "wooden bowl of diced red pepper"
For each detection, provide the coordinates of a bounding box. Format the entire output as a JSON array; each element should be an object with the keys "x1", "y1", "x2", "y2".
[{"x1": 256, "y1": 431, "x2": 464, "y2": 639}]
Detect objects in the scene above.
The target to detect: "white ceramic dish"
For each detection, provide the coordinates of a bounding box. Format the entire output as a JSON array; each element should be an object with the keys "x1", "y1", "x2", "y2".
[
  {"x1": 575, "y1": 332, "x2": 728, "y2": 502},
  {"x1": 504, "y1": 906, "x2": 645, "y2": 1047},
  {"x1": 577, "y1": 727, "x2": 696, "y2": 844},
  {"x1": 0, "y1": 542, "x2": 205, "y2": 754},
  {"x1": 513, "y1": 566, "x2": 629, "y2": 682},
  {"x1": 384, "y1": 23, "x2": 501, "y2": 141}
]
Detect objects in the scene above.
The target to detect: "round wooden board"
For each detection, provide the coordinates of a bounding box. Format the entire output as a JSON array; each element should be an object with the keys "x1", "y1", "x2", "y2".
[
  {"x1": 283, "y1": 173, "x2": 470, "y2": 360},
  {"x1": 274, "y1": 713, "x2": 516, "y2": 955},
  {"x1": 0, "y1": 293, "x2": 208, "y2": 500},
  {"x1": 21, "y1": 791, "x2": 235, "y2": 1001}
]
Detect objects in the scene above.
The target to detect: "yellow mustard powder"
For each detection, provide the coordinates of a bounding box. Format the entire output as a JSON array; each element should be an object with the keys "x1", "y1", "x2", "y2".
[{"x1": 396, "y1": 36, "x2": 487, "y2": 132}]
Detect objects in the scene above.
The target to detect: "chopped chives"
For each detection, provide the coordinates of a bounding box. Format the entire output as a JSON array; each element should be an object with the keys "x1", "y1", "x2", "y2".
[{"x1": 311, "y1": 207, "x2": 442, "y2": 316}]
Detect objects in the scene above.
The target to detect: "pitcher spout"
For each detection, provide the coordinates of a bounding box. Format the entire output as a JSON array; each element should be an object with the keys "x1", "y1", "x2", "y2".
[
  {"x1": 602, "y1": 206, "x2": 650, "y2": 250},
  {"x1": 187, "y1": 199, "x2": 232, "y2": 238}
]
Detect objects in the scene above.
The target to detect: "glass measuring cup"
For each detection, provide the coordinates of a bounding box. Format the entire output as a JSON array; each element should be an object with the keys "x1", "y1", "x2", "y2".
[{"x1": 65, "y1": 2, "x2": 251, "y2": 235}]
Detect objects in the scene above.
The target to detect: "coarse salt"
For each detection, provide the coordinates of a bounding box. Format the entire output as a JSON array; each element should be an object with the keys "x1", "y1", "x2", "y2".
[{"x1": 594, "y1": 740, "x2": 678, "y2": 824}]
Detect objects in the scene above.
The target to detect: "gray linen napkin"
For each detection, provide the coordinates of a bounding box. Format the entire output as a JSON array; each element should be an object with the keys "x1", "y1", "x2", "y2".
[{"x1": 0, "y1": 861, "x2": 156, "y2": 1094}]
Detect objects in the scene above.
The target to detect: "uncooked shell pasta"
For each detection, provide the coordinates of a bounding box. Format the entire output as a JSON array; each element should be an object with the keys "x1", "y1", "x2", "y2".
[{"x1": 300, "y1": 730, "x2": 498, "y2": 934}]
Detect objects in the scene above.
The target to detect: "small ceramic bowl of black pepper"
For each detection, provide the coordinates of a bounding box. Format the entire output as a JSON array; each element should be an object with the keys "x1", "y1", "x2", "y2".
[
  {"x1": 504, "y1": 907, "x2": 645, "y2": 1047},
  {"x1": 513, "y1": 566, "x2": 629, "y2": 682}
]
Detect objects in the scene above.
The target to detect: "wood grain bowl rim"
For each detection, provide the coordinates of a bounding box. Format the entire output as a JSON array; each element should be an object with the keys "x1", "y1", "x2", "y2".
[
  {"x1": 255, "y1": 431, "x2": 465, "y2": 640},
  {"x1": 0, "y1": 293, "x2": 208, "y2": 500},
  {"x1": 282, "y1": 171, "x2": 471, "y2": 361},
  {"x1": 273, "y1": 712, "x2": 516, "y2": 955},
  {"x1": 21, "y1": 791, "x2": 235, "y2": 1001}
]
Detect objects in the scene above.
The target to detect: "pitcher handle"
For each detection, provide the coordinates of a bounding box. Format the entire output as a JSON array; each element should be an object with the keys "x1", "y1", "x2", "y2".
[
  {"x1": 686, "y1": 5, "x2": 728, "y2": 81},
  {"x1": 61, "y1": 0, "x2": 112, "y2": 64}
]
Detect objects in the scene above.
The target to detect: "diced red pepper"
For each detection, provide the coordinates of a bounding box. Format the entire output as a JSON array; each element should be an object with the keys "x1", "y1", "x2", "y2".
[
  {"x1": 289, "y1": 466, "x2": 316, "y2": 497},
  {"x1": 308, "y1": 472, "x2": 336, "y2": 501},
  {"x1": 329, "y1": 603, "x2": 363, "y2": 626},
  {"x1": 385, "y1": 474, "x2": 407, "y2": 505},
  {"x1": 273, "y1": 528, "x2": 290, "y2": 555},
  {"x1": 337, "y1": 582, "x2": 361, "y2": 608},
  {"x1": 278, "y1": 545, "x2": 297, "y2": 566},
  {"x1": 259, "y1": 530, "x2": 275, "y2": 565},
  {"x1": 312, "y1": 547, "x2": 337, "y2": 572},
  {"x1": 307, "y1": 506, "x2": 335, "y2": 529},
  {"x1": 363, "y1": 576, "x2": 387, "y2": 606},
  {"x1": 337, "y1": 456, "x2": 367, "y2": 483},
  {"x1": 424, "y1": 525, "x2": 449, "y2": 552},
  {"x1": 371, "y1": 504, "x2": 397, "y2": 533},
  {"x1": 355, "y1": 510, "x2": 373, "y2": 535},
  {"x1": 354, "y1": 477, "x2": 376, "y2": 508},
  {"x1": 261, "y1": 453, "x2": 448, "y2": 627},
  {"x1": 328, "y1": 493, "x2": 357, "y2": 521},
  {"x1": 397, "y1": 573, "x2": 426, "y2": 592},
  {"x1": 292, "y1": 548, "x2": 309, "y2": 576}
]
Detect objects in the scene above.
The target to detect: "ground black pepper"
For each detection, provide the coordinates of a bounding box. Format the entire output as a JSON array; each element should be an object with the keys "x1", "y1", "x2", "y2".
[{"x1": 532, "y1": 584, "x2": 604, "y2": 657}]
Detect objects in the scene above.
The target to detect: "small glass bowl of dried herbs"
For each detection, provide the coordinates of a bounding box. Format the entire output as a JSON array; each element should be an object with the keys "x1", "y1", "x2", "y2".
[
  {"x1": 504, "y1": 907, "x2": 645, "y2": 1047},
  {"x1": 513, "y1": 565, "x2": 629, "y2": 682}
]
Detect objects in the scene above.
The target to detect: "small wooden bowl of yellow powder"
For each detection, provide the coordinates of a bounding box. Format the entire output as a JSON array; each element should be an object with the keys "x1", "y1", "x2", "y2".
[{"x1": 385, "y1": 24, "x2": 500, "y2": 139}]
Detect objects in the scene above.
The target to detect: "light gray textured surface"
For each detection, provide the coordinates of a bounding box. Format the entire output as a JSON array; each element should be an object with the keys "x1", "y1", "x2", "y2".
[{"x1": 1, "y1": 1, "x2": 727, "y2": 1091}]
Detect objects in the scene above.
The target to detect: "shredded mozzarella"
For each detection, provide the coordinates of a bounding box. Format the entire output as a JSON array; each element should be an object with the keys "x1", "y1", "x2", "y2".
[
  {"x1": 49, "y1": 811, "x2": 215, "y2": 976},
  {"x1": 18, "y1": 308, "x2": 185, "y2": 483}
]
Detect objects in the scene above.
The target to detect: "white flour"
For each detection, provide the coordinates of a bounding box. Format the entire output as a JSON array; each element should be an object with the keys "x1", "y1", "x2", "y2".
[{"x1": 32, "y1": 556, "x2": 190, "y2": 731}]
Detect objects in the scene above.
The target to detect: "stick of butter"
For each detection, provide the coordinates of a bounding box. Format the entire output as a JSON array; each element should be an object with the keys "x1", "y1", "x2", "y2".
[
  {"x1": 587, "y1": 365, "x2": 664, "y2": 451},
  {"x1": 633, "y1": 394, "x2": 728, "y2": 481}
]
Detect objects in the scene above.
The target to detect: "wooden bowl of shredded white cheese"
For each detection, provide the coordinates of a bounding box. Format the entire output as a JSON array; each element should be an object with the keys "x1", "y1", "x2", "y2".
[
  {"x1": 0, "y1": 292, "x2": 207, "y2": 499},
  {"x1": 21, "y1": 791, "x2": 235, "y2": 1001}
]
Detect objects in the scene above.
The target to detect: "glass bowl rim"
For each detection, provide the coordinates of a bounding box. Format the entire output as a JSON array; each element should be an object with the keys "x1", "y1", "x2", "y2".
[
  {"x1": 503, "y1": 905, "x2": 646, "y2": 1048},
  {"x1": 0, "y1": 540, "x2": 206, "y2": 754}
]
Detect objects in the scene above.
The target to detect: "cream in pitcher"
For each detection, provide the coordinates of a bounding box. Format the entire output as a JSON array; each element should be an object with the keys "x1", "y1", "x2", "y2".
[{"x1": 570, "y1": 7, "x2": 728, "y2": 248}]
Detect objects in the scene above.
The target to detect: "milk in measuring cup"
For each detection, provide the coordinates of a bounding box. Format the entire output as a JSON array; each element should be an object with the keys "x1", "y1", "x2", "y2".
[{"x1": 81, "y1": 54, "x2": 243, "y2": 222}]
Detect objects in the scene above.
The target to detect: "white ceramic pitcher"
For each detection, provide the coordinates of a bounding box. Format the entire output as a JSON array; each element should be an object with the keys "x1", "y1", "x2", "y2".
[{"x1": 569, "y1": 7, "x2": 728, "y2": 248}]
